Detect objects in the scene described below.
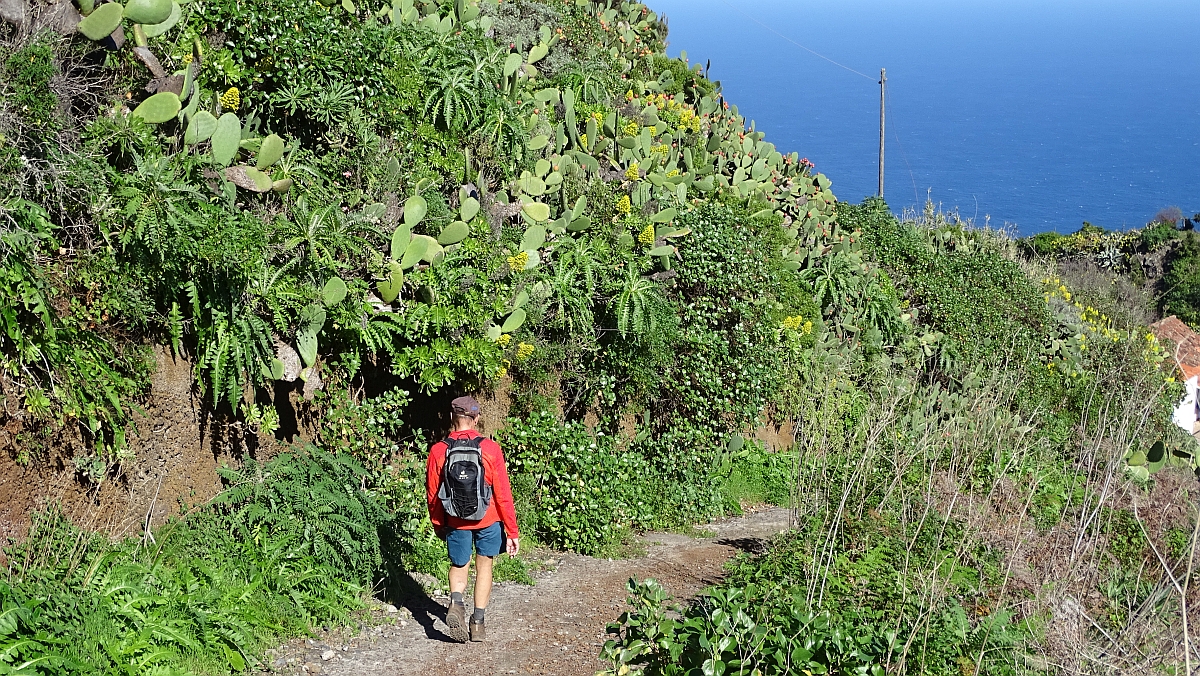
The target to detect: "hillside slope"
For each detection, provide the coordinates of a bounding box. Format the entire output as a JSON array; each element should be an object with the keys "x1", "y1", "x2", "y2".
[{"x1": 1, "y1": 0, "x2": 1198, "y2": 674}]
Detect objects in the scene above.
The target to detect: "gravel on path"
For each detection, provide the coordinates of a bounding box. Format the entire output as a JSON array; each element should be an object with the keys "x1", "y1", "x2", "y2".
[{"x1": 263, "y1": 507, "x2": 791, "y2": 676}]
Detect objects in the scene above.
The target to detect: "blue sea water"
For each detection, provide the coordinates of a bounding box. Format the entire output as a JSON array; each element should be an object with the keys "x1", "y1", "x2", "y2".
[{"x1": 652, "y1": 0, "x2": 1200, "y2": 235}]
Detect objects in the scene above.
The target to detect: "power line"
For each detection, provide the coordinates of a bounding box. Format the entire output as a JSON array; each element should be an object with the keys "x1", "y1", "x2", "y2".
[
  {"x1": 885, "y1": 87, "x2": 920, "y2": 206},
  {"x1": 716, "y1": 0, "x2": 876, "y2": 82},
  {"x1": 713, "y1": 0, "x2": 916, "y2": 203}
]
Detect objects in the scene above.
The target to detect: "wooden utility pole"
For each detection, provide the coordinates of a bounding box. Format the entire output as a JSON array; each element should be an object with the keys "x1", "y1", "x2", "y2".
[{"x1": 878, "y1": 68, "x2": 886, "y2": 198}]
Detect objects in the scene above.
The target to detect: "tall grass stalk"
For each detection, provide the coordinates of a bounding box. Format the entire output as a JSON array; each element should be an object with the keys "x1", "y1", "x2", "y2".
[{"x1": 785, "y1": 336, "x2": 1187, "y2": 673}]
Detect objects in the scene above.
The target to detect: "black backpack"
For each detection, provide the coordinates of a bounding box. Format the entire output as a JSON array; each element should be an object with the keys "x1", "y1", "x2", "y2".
[{"x1": 437, "y1": 435, "x2": 492, "y2": 521}]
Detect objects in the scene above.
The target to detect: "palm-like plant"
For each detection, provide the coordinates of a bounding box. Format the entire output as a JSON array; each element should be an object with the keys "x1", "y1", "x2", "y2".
[
  {"x1": 417, "y1": 37, "x2": 496, "y2": 132},
  {"x1": 114, "y1": 152, "x2": 203, "y2": 260},
  {"x1": 546, "y1": 242, "x2": 598, "y2": 334},
  {"x1": 421, "y1": 64, "x2": 479, "y2": 131},
  {"x1": 475, "y1": 96, "x2": 525, "y2": 169},
  {"x1": 613, "y1": 265, "x2": 665, "y2": 339},
  {"x1": 281, "y1": 197, "x2": 373, "y2": 269}
]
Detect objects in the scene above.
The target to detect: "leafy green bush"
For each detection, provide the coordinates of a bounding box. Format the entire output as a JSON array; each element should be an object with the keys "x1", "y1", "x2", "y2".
[
  {"x1": 2, "y1": 464, "x2": 370, "y2": 675},
  {"x1": 722, "y1": 445, "x2": 796, "y2": 510},
  {"x1": 603, "y1": 520, "x2": 1022, "y2": 676},
  {"x1": 2, "y1": 36, "x2": 61, "y2": 157},
  {"x1": 1162, "y1": 233, "x2": 1200, "y2": 327},
  {"x1": 498, "y1": 411, "x2": 647, "y2": 556},
  {"x1": 1140, "y1": 220, "x2": 1181, "y2": 250},
  {"x1": 212, "y1": 446, "x2": 391, "y2": 584},
  {"x1": 0, "y1": 198, "x2": 153, "y2": 465}
]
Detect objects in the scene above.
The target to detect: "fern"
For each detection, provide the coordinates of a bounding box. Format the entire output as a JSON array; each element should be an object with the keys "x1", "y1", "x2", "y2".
[{"x1": 211, "y1": 447, "x2": 389, "y2": 583}]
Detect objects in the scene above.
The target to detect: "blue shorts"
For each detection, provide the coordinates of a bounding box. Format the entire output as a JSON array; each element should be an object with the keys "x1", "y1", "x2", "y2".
[{"x1": 446, "y1": 522, "x2": 503, "y2": 567}]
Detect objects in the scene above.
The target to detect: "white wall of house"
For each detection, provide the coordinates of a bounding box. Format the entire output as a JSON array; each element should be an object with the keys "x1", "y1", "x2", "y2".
[{"x1": 1173, "y1": 375, "x2": 1200, "y2": 435}]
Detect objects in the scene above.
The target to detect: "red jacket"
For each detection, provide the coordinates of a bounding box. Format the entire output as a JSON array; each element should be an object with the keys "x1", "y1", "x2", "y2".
[{"x1": 426, "y1": 429, "x2": 520, "y2": 538}]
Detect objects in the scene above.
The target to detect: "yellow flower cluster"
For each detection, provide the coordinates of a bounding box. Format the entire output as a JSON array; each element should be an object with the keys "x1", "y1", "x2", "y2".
[
  {"x1": 665, "y1": 169, "x2": 680, "y2": 178},
  {"x1": 624, "y1": 163, "x2": 639, "y2": 181},
  {"x1": 1047, "y1": 229, "x2": 1137, "y2": 256},
  {"x1": 650, "y1": 143, "x2": 670, "y2": 156},
  {"x1": 616, "y1": 195, "x2": 632, "y2": 214},
  {"x1": 590, "y1": 111, "x2": 604, "y2": 124},
  {"x1": 219, "y1": 87, "x2": 240, "y2": 111},
  {"x1": 579, "y1": 133, "x2": 588, "y2": 149},
  {"x1": 496, "y1": 366, "x2": 507, "y2": 379},
  {"x1": 622, "y1": 120, "x2": 640, "y2": 137},
  {"x1": 781, "y1": 315, "x2": 813, "y2": 334},
  {"x1": 625, "y1": 89, "x2": 635, "y2": 102},
  {"x1": 516, "y1": 342, "x2": 534, "y2": 361},
  {"x1": 678, "y1": 108, "x2": 701, "y2": 133},
  {"x1": 1145, "y1": 332, "x2": 1166, "y2": 363},
  {"x1": 1042, "y1": 277, "x2": 1168, "y2": 371},
  {"x1": 181, "y1": 52, "x2": 193, "y2": 65},
  {"x1": 495, "y1": 333, "x2": 512, "y2": 346},
  {"x1": 644, "y1": 92, "x2": 681, "y2": 112},
  {"x1": 507, "y1": 251, "x2": 529, "y2": 271},
  {"x1": 637, "y1": 223, "x2": 655, "y2": 245}
]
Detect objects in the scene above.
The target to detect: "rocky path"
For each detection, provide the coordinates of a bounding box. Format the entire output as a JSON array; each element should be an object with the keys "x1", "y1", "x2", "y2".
[{"x1": 263, "y1": 507, "x2": 791, "y2": 676}]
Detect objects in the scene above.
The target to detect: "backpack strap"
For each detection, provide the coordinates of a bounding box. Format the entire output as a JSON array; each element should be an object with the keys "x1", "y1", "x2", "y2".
[{"x1": 443, "y1": 434, "x2": 485, "y2": 452}]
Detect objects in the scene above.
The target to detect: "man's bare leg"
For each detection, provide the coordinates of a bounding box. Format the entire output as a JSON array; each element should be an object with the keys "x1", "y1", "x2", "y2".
[
  {"x1": 449, "y1": 562, "x2": 470, "y2": 595},
  {"x1": 473, "y1": 555, "x2": 493, "y2": 608},
  {"x1": 445, "y1": 563, "x2": 470, "y2": 642}
]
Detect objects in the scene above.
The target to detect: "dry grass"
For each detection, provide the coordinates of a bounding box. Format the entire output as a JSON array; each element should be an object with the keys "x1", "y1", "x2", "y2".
[{"x1": 785, "y1": 344, "x2": 1198, "y2": 674}]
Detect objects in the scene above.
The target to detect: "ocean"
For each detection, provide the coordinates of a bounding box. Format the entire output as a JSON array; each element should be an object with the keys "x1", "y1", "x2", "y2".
[{"x1": 652, "y1": 0, "x2": 1200, "y2": 235}]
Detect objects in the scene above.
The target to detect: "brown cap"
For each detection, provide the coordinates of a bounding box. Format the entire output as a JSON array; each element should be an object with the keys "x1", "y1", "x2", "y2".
[{"x1": 451, "y1": 395, "x2": 481, "y2": 417}]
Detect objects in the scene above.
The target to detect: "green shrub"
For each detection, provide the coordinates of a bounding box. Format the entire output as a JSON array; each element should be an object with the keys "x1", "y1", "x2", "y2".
[
  {"x1": 2, "y1": 480, "x2": 369, "y2": 674},
  {"x1": 1140, "y1": 220, "x2": 1181, "y2": 250},
  {"x1": 212, "y1": 446, "x2": 391, "y2": 585},
  {"x1": 1021, "y1": 231, "x2": 1066, "y2": 258},
  {"x1": 1162, "y1": 233, "x2": 1200, "y2": 327},
  {"x1": 603, "y1": 519, "x2": 1022, "y2": 676},
  {"x1": 498, "y1": 411, "x2": 647, "y2": 556},
  {"x1": 2, "y1": 36, "x2": 61, "y2": 158},
  {"x1": 722, "y1": 445, "x2": 796, "y2": 510}
]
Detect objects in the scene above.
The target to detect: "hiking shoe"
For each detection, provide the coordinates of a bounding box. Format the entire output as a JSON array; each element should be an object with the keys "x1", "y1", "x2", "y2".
[
  {"x1": 469, "y1": 617, "x2": 486, "y2": 642},
  {"x1": 445, "y1": 602, "x2": 468, "y2": 643}
]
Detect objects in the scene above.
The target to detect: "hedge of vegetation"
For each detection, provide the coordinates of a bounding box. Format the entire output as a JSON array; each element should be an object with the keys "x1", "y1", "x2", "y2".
[{"x1": 2, "y1": 0, "x2": 1198, "y2": 673}]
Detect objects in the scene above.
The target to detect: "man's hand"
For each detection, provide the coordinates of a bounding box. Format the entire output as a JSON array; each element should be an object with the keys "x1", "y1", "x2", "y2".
[
  {"x1": 435, "y1": 526, "x2": 450, "y2": 541},
  {"x1": 506, "y1": 537, "x2": 520, "y2": 556}
]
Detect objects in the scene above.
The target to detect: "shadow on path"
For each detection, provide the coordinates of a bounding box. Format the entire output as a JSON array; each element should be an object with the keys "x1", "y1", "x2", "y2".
[{"x1": 380, "y1": 563, "x2": 458, "y2": 644}]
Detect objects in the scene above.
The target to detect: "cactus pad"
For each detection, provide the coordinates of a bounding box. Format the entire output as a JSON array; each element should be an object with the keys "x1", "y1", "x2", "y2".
[
  {"x1": 376, "y1": 261, "x2": 404, "y2": 303},
  {"x1": 223, "y1": 165, "x2": 273, "y2": 192},
  {"x1": 521, "y1": 201, "x2": 550, "y2": 223},
  {"x1": 141, "y1": 1, "x2": 180, "y2": 37},
  {"x1": 183, "y1": 110, "x2": 217, "y2": 144},
  {"x1": 500, "y1": 308, "x2": 526, "y2": 333},
  {"x1": 520, "y1": 224, "x2": 547, "y2": 251},
  {"x1": 322, "y1": 277, "x2": 348, "y2": 306},
  {"x1": 132, "y1": 91, "x2": 181, "y2": 124},
  {"x1": 399, "y1": 237, "x2": 427, "y2": 269},
  {"x1": 403, "y1": 195, "x2": 428, "y2": 226},
  {"x1": 256, "y1": 133, "x2": 285, "y2": 170},
  {"x1": 123, "y1": 0, "x2": 171, "y2": 25},
  {"x1": 210, "y1": 113, "x2": 241, "y2": 166},
  {"x1": 459, "y1": 197, "x2": 480, "y2": 222},
  {"x1": 437, "y1": 220, "x2": 469, "y2": 245},
  {"x1": 77, "y1": 2, "x2": 124, "y2": 40}
]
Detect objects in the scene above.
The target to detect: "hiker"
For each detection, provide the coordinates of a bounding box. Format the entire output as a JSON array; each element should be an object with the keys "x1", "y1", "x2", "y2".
[{"x1": 425, "y1": 395, "x2": 520, "y2": 643}]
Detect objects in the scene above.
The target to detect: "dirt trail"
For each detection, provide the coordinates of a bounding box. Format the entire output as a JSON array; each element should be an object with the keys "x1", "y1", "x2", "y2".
[{"x1": 264, "y1": 507, "x2": 790, "y2": 676}]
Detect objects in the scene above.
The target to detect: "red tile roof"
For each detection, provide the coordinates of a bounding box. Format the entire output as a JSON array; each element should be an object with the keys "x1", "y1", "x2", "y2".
[{"x1": 1150, "y1": 316, "x2": 1200, "y2": 381}]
